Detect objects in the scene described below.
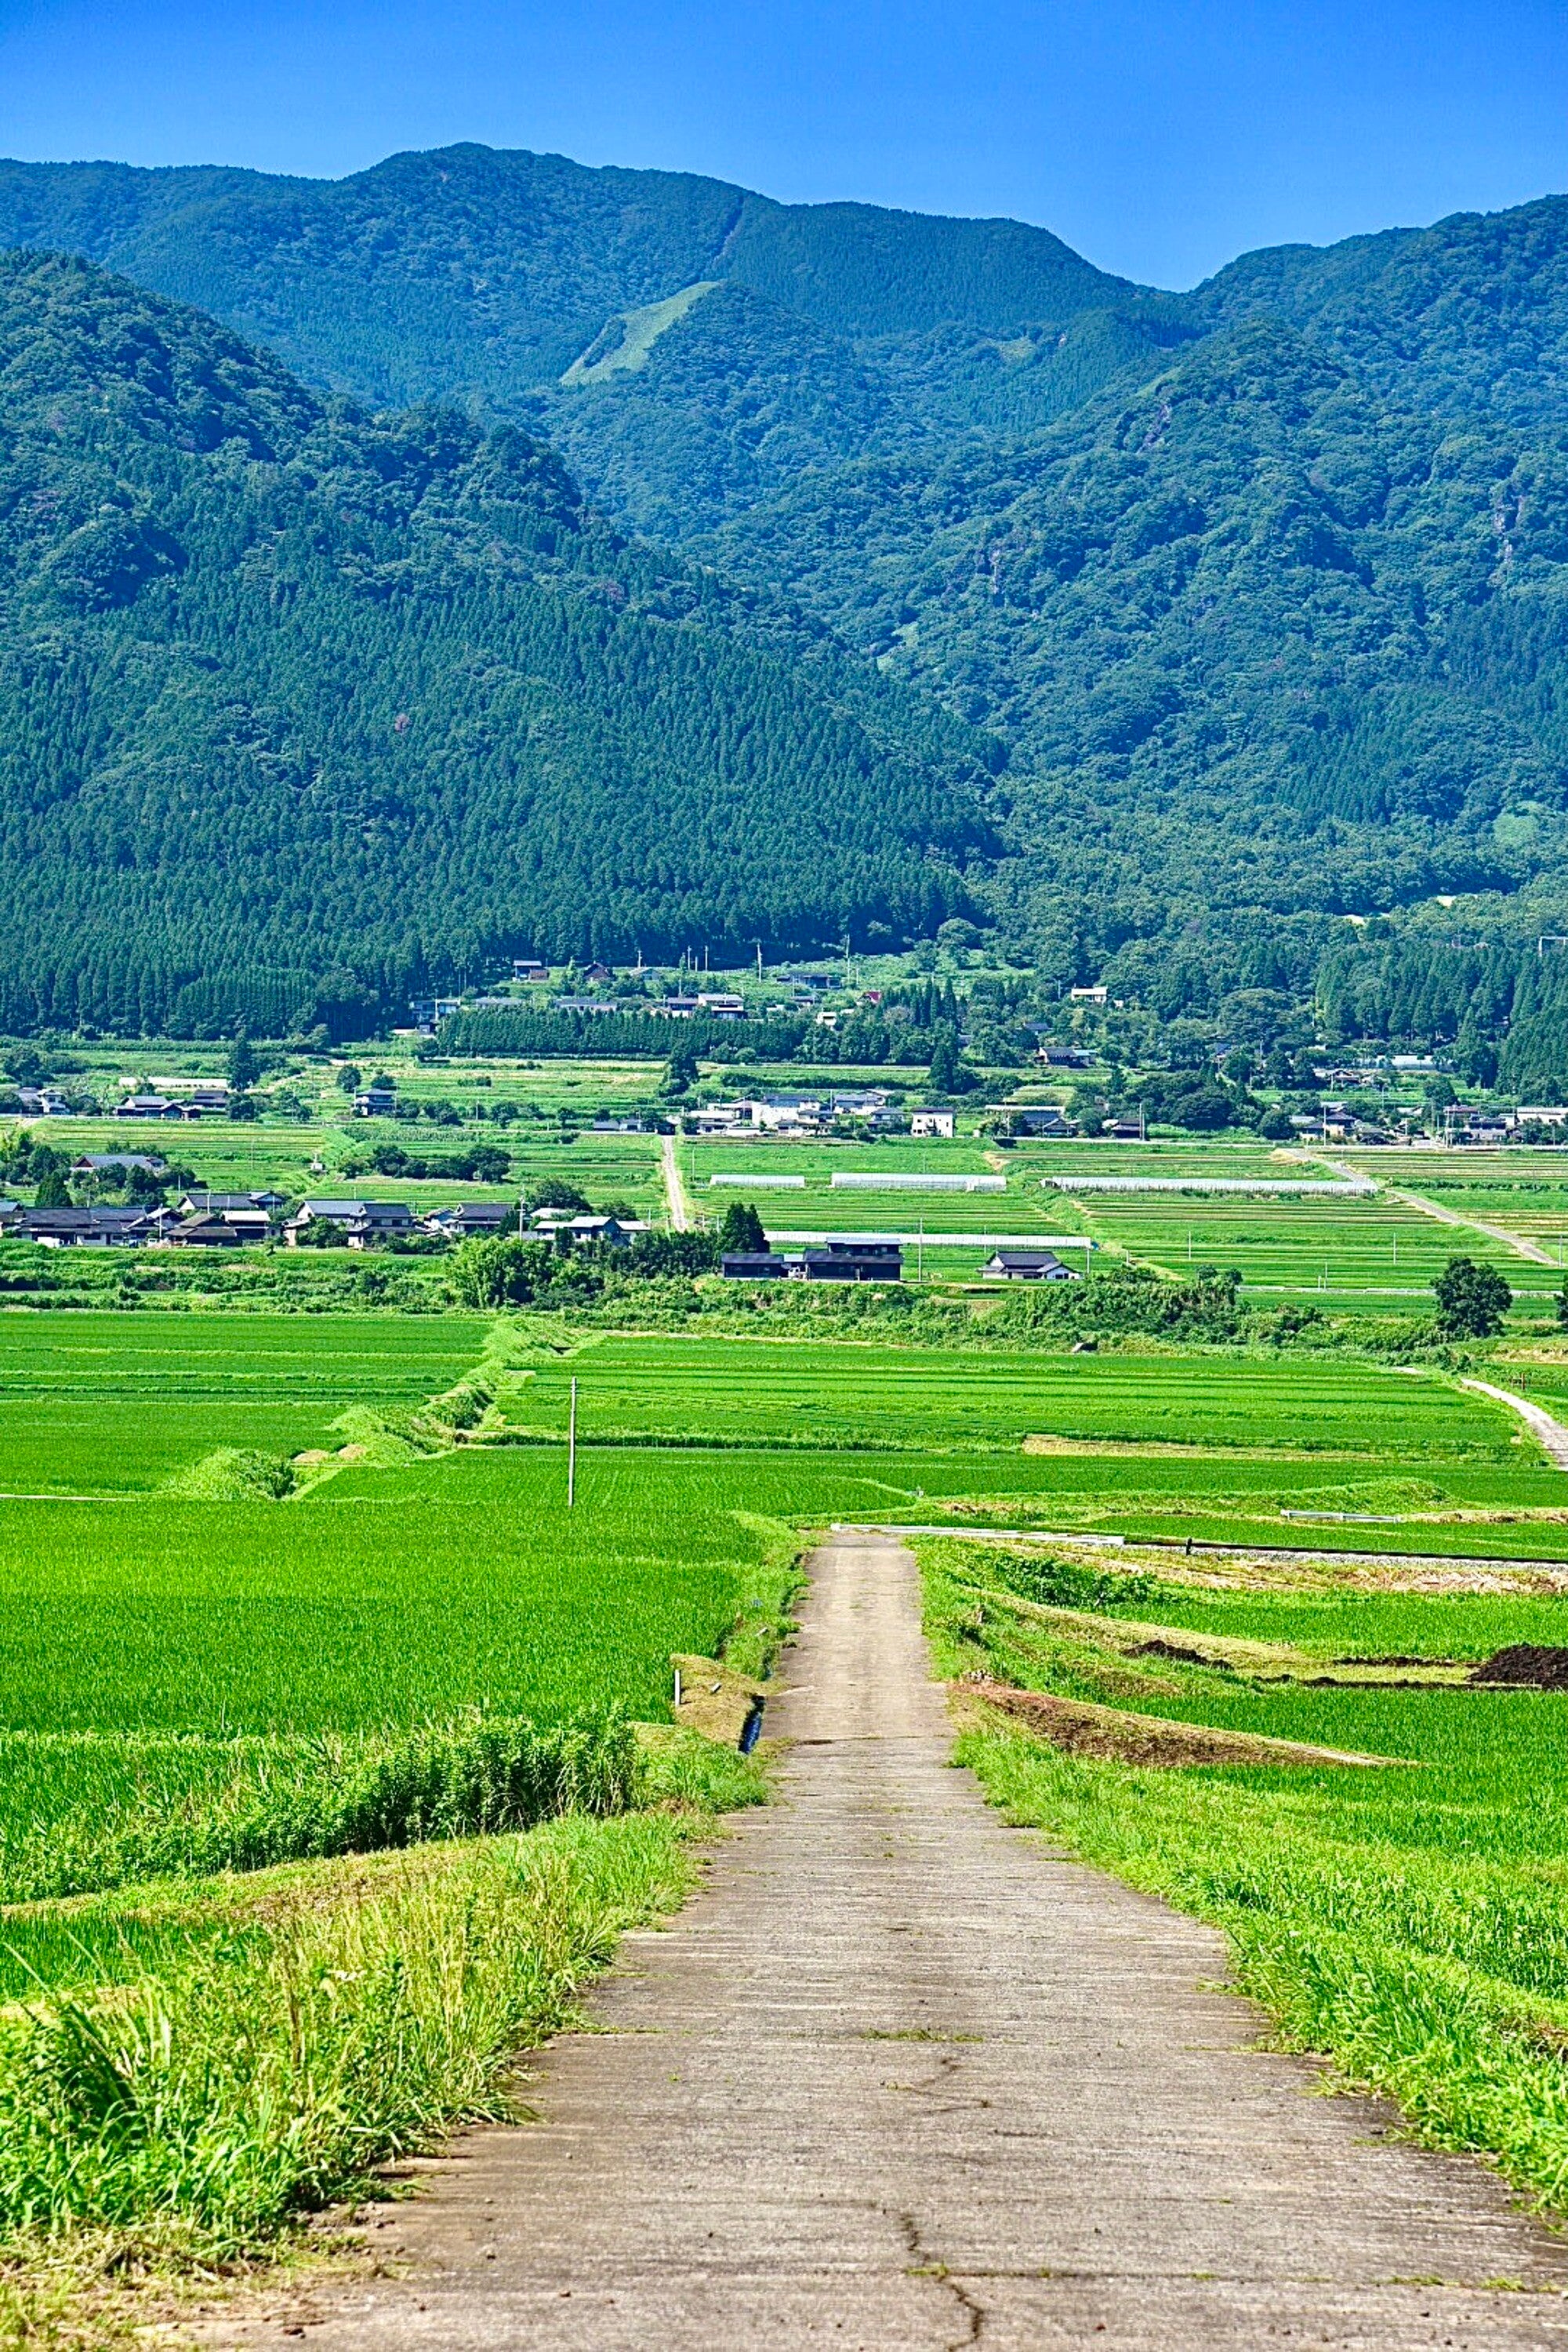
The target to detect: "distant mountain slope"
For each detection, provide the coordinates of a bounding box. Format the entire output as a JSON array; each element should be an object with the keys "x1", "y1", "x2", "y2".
[
  {"x1": 9, "y1": 143, "x2": 1568, "y2": 1014},
  {"x1": 0, "y1": 251, "x2": 989, "y2": 1036},
  {"x1": 0, "y1": 145, "x2": 1138, "y2": 403},
  {"x1": 1196, "y1": 196, "x2": 1568, "y2": 433},
  {"x1": 702, "y1": 311, "x2": 1568, "y2": 978}
]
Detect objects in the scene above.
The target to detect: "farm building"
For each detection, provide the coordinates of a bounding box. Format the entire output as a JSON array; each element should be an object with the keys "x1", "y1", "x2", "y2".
[
  {"x1": 720, "y1": 1250, "x2": 788, "y2": 1280},
  {"x1": 723, "y1": 1239, "x2": 903, "y2": 1283},
  {"x1": 284, "y1": 1200, "x2": 415, "y2": 1248},
  {"x1": 425, "y1": 1203, "x2": 517, "y2": 1239},
  {"x1": 982, "y1": 1247, "x2": 1080, "y2": 1281}
]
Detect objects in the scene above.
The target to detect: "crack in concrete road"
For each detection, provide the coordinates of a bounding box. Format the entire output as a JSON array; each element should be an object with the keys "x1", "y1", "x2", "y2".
[{"x1": 202, "y1": 1536, "x2": 1568, "y2": 2350}]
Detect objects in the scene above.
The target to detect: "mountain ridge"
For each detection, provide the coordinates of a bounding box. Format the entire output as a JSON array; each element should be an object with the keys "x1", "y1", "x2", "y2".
[
  {"x1": 7, "y1": 143, "x2": 1568, "y2": 1044},
  {"x1": 0, "y1": 247, "x2": 989, "y2": 1036}
]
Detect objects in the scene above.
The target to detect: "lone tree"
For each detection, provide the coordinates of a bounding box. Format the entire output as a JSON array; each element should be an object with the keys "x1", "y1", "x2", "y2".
[
  {"x1": 927, "y1": 1021, "x2": 972, "y2": 1095},
  {"x1": 227, "y1": 1025, "x2": 260, "y2": 1093},
  {"x1": 663, "y1": 1038, "x2": 700, "y2": 1098},
  {"x1": 718, "y1": 1200, "x2": 767, "y2": 1253},
  {"x1": 1433, "y1": 1254, "x2": 1512, "y2": 1338}
]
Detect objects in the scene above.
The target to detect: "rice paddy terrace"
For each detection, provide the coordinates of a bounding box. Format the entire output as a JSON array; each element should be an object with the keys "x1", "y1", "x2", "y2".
[{"x1": 4, "y1": 1259, "x2": 1568, "y2": 2338}]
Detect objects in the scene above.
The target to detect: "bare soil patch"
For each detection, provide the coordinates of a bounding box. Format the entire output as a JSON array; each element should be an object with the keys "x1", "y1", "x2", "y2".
[
  {"x1": 956, "y1": 1679, "x2": 1406, "y2": 1769},
  {"x1": 1472, "y1": 1645, "x2": 1568, "y2": 1690}
]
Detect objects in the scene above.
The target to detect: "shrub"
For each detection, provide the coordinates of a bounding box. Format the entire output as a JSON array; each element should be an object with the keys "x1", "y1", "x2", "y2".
[{"x1": 988, "y1": 1549, "x2": 1158, "y2": 1613}]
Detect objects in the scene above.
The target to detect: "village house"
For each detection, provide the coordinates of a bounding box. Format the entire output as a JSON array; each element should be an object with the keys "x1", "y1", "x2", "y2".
[
  {"x1": 174, "y1": 1192, "x2": 278, "y2": 1240},
  {"x1": 165, "y1": 1213, "x2": 247, "y2": 1247},
  {"x1": 352, "y1": 1082, "x2": 398, "y2": 1119},
  {"x1": 114, "y1": 1095, "x2": 204, "y2": 1120},
  {"x1": 283, "y1": 1200, "x2": 416, "y2": 1248},
  {"x1": 423, "y1": 1202, "x2": 516, "y2": 1240},
  {"x1": 410, "y1": 996, "x2": 461, "y2": 1031},
  {"x1": 910, "y1": 1109, "x2": 956, "y2": 1139},
  {"x1": 1004, "y1": 1106, "x2": 1076, "y2": 1139},
  {"x1": 17, "y1": 1206, "x2": 155, "y2": 1247},
  {"x1": 982, "y1": 1247, "x2": 1080, "y2": 1281},
  {"x1": 72, "y1": 1153, "x2": 169, "y2": 1179},
  {"x1": 529, "y1": 1210, "x2": 646, "y2": 1249}
]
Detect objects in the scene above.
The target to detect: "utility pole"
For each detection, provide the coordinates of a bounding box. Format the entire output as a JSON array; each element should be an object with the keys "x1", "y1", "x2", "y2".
[{"x1": 568, "y1": 1377, "x2": 578, "y2": 1508}]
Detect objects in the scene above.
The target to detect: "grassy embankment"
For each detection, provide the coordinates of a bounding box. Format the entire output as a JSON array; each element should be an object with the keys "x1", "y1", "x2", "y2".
[
  {"x1": 925, "y1": 1532, "x2": 1568, "y2": 2210},
  {"x1": 0, "y1": 1315, "x2": 808, "y2": 2308}
]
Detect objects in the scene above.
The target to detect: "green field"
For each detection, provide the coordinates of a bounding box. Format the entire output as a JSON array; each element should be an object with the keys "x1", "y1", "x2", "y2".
[
  {"x1": 503, "y1": 1331, "x2": 1519, "y2": 1457},
  {"x1": 0, "y1": 1277, "x2": 1564, "y2": 2279},
  {"x1": 0, "y1": 1312, "x2": 488, "y2": 1490},
  {"x1": 686, "y1": 1135, "x2": 1071, "y2": 1236},
  {"x1": 23, "y1": 1111, "x2": 664, "y2": 1214},
  {"x1": 929, "y1": 1539, "x2": 1568, "y2": 2211},
  {"x1": 1067, "y1": 1185, "x2": 1542, "y2": 1308}
]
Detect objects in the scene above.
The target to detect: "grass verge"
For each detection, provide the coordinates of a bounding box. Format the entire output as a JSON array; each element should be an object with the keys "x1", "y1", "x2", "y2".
[
  {"x1": 924, "y1": 1536, "x2": 1568, "y2": 2216},
  {"x1": 0, "y1": 1733, "x2": 764, "y2": 2335}
]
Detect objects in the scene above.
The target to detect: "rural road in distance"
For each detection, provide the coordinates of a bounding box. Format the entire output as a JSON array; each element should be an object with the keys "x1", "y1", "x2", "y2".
[{"x1": 219, "y1": 1536, "x2": 1568, "y2": 2350}]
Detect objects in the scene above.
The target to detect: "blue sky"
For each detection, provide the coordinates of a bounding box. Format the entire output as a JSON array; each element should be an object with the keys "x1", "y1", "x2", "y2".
[{"x1": 1, "y1": 0, "x2": 1566, "y2": 286}]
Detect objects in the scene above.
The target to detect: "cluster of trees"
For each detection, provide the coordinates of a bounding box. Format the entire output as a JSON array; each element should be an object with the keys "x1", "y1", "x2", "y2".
[
  {"x1": 0, "y1": 252, "x2": 990, "y2": 1040},
  {"x1": 14, "y1": 160, "x2": 1568, "y2": 1054},
  {"x1": 1312, "y1": 924, "x2": 1568, "y2": 1094},
  {"x1": 340, "y1": 1142, "x2": 514, "y2": 1183}
]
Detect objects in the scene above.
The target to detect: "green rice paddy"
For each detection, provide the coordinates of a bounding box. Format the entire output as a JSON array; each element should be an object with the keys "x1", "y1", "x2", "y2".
[
  {"x1": 0, "y1": 1312, "x2": 488, "y2": 1490},
  {"x1": 504, "y1": 1331, "x2": 1519, "y2": 1456}
]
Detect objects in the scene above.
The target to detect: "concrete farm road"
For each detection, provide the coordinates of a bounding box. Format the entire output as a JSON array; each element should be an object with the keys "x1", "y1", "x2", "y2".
[{"x1": 219, "y1": 1537, "x2": 1568, "y2": 2349}]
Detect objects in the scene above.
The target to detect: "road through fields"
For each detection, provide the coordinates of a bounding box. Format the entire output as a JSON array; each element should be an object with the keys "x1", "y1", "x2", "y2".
[{"x1": 214, "y1": 1538, "x2": 1568, "y2": 2350}]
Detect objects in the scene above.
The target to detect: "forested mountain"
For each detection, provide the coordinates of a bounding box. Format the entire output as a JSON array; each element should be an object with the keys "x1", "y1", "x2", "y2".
[
  {"x1": 0, "y1": 251, "x2": 989, "y2": 1036},
  {"x1": 8, "y1": 143, "x2": 1568, "y2": 1047}
]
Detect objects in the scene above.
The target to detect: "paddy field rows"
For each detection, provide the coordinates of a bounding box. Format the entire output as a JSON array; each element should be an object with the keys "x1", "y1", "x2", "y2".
[{"x1": 4, "y1": 1294, "x2": 1568, "y2": 2270}]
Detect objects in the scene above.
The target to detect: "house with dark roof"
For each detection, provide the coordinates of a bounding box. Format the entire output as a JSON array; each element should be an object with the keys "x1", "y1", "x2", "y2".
[
  {"x1": 723, "y1": 1238, "x2": 902, "y2": 1283},
  {"x1": 114, "y1": 1095, "x2": 203, "y2": 1120},
  {"x1": 165, "y1": 1214, "x2": 247, "y2": 1247},
  {"x1": 17, "y1": 1207, "x2": 154, "y2": 1247},
  {"x1": 72, "y1": 1153, "x2": 168, "y2": 1177},
  {"x1": 982, "y1": 1247, "x2": 1080, "y2": 1281},
  {"x1": 423, "y1": 1202, "x2": 517, "y2": 1240},
  {"x1": 283, "y1": 1200, "x2": 416, "y2": 1249}
]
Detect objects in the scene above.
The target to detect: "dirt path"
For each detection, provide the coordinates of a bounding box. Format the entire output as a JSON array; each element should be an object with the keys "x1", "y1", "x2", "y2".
[
  {"x1": 1392, "y1": 1182, "x2": 1558, "y2": 1265},
  {"x1": 215, "y1": 1537, "x2": 1568, "y2": 2349},
  {"x1": 661, "y1": 1131, "x2": 693, "y2": 1231},
  {"x1": 1463, "y1": 1375, "x2": 1568, "y2": 1471}
]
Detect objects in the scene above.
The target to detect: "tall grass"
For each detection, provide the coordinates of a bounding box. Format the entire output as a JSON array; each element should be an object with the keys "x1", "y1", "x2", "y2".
[
  {"x1": 0, "y1": 1809, "x2": 702, "y2": 2259},
  {"x1": 962, "y1": 1730, "x2": 1568, "y2": 2210},
  {"x1": 930, "y1": 1535, "x2": 1568, "y2": 2211},
  {"x1": 2, "y1": 1715, "x2": 641, "y2": 1905}
]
